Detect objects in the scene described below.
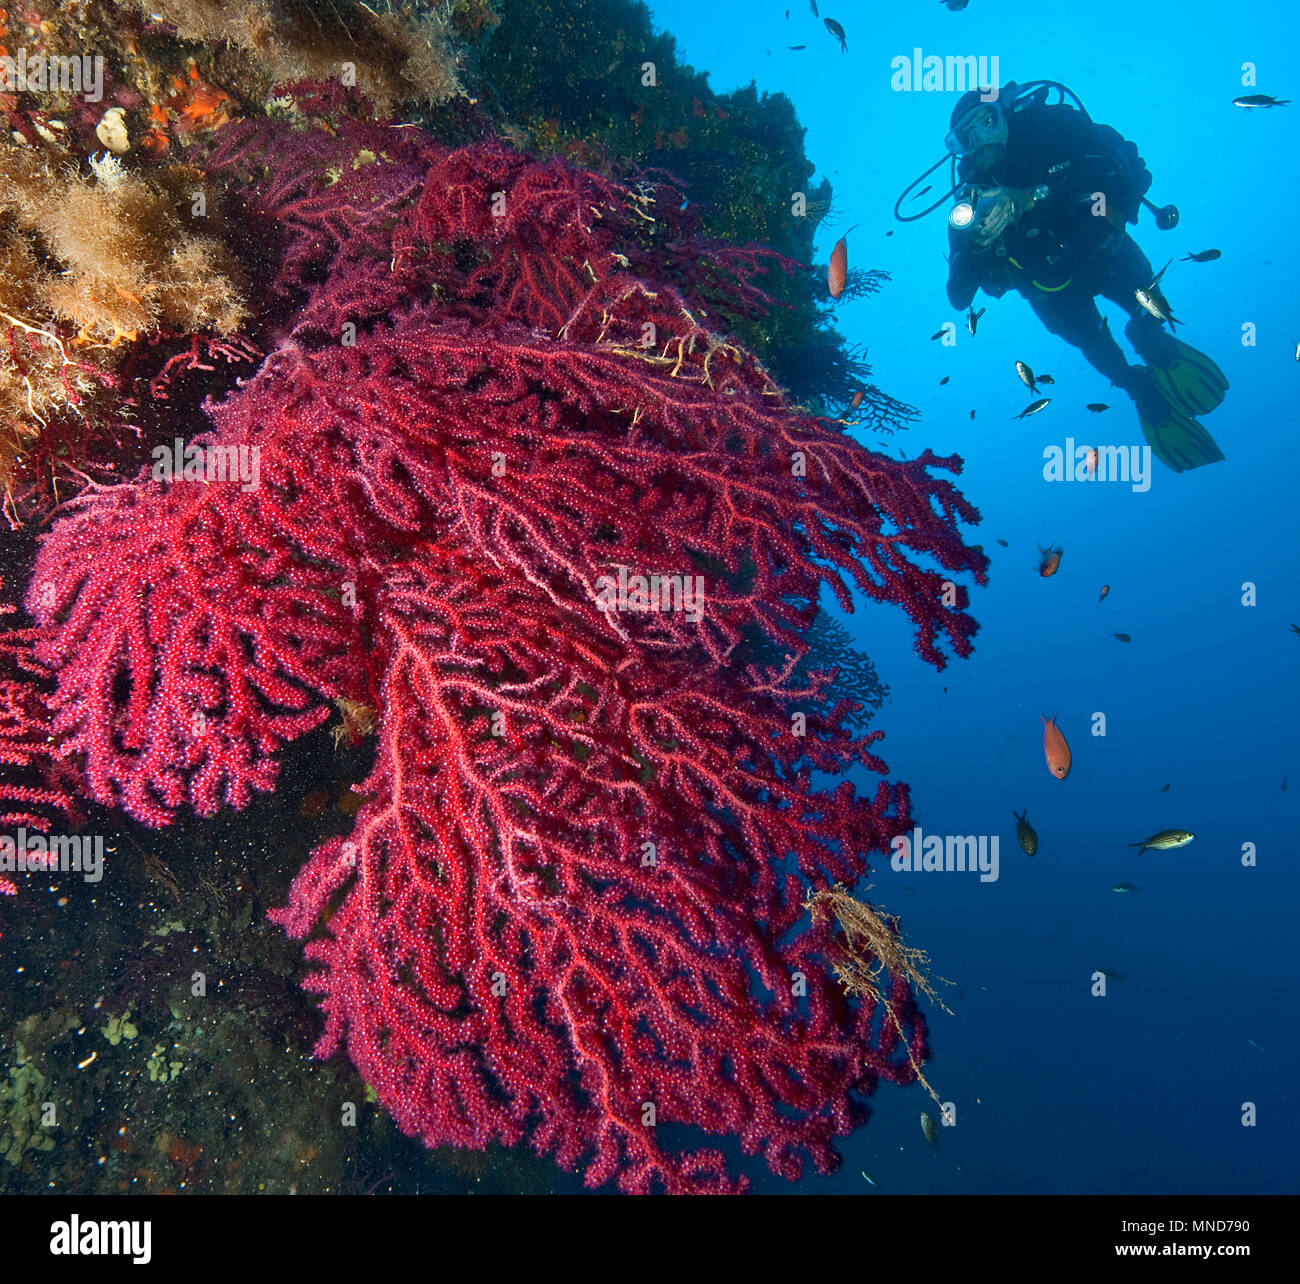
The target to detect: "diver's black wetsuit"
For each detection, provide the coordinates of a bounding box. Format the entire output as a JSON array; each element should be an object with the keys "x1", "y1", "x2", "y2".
[{"x1": 945, "y1": 102, "x2": 1178, "y2": 405}]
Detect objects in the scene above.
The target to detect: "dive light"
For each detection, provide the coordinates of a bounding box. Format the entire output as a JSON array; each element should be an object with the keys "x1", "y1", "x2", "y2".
[{"x1": 949, "y1": 201, "x2": 975, "y2": 230}]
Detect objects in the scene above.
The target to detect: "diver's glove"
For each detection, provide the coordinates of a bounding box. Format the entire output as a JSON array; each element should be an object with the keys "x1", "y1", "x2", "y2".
[{"x1": 972, "y1": 185, "x2": 1047, "y2": 247}]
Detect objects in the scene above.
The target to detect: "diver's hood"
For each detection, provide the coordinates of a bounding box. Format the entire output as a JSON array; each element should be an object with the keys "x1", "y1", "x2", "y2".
[{"x1": 944, "y1": 83, "x2": 1017, "y2": 157}]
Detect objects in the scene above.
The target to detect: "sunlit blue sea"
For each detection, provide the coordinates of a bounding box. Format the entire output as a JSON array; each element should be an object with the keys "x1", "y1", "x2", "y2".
[{"x1": 645, "y1": 0, "x2": 1298, "y2": 1194}]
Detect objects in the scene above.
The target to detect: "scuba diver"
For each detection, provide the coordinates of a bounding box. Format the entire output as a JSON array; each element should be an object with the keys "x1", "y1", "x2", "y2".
[{"x1": 896, "y1": 81, "x2": 1227, "y2": 472}]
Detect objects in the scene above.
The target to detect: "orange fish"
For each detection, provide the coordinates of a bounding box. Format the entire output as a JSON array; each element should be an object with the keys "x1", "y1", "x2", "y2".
[
  {"x1": 1084, "y1": 447, "x2": 1098, "y2": 478},
  {"x1": 1037, "y1": 544, "x2": 1063, "y2": 577},
  {"x1": 849, "y1": 389, "x2": 864, "y2": 410},
  {"x1": 1041, "y1": 715, "x2": 1071, "y2": 779},
  {"x1": 828, "y1": 235, "x2": 848, "y2": 298},
  {"x1": 1098, "y1": 584, "x2": 1110, "y2": 603}
]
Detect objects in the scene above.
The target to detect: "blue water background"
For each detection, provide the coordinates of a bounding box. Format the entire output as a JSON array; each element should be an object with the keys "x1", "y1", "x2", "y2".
[{"x1": 646, "y1": 0, "x2": 1299, "y2": 1194}]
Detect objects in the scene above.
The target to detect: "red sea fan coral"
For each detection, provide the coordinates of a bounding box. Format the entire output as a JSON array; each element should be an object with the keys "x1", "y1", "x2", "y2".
[
  {"x1": 16, "y1": 125, "x2": 986, "y2": 1189},
  {"x1": 24, "y1": 471, "x2": 368, "y2": 826},
  {"x1": 0, "y1": 580, "x2": 80, "y2": 893},
  {"x1": 271, "y1": 554, "x2": 926, "y2": 1194}
]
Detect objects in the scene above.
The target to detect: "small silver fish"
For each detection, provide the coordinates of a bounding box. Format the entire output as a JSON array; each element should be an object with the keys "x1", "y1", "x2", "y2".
[
  {"x1": 860, "y1": 1170, "x2": 877, "y2": 1186},
  {"x1": 1135, "y1": 286, "x2": 1178, "y2": 327},
  {"x1": 1013, "y1": 808, "x2": 1037, "y2": 857},
  {"x1": 1015, "y1": 359, "x2": 1038, "y2": 393},
  {"x1": 1135, "y1": 260, "x2": 1179, "y2": 328},
  {"x1": 920, "y1": 1111, "x2": 939, "y2": 1148},
  {"x1": 1129, "y1": 829, "x2": 1195, "y2": 852},
  {"x1": 967, "y1": 305, "x2": 985, "y2": 336},
  {"x1": 1014, "y1": 397, "x2": 1050, "y2": 420},
  {"x1": 1111, "y1": 882, "x2": 1140, "y2": 893}
]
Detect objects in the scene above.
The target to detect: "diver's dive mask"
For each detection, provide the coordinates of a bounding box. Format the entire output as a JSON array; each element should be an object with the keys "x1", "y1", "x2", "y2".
[{"x1": 945, "y1": 99, "x2": 1008, "y2": 157}]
